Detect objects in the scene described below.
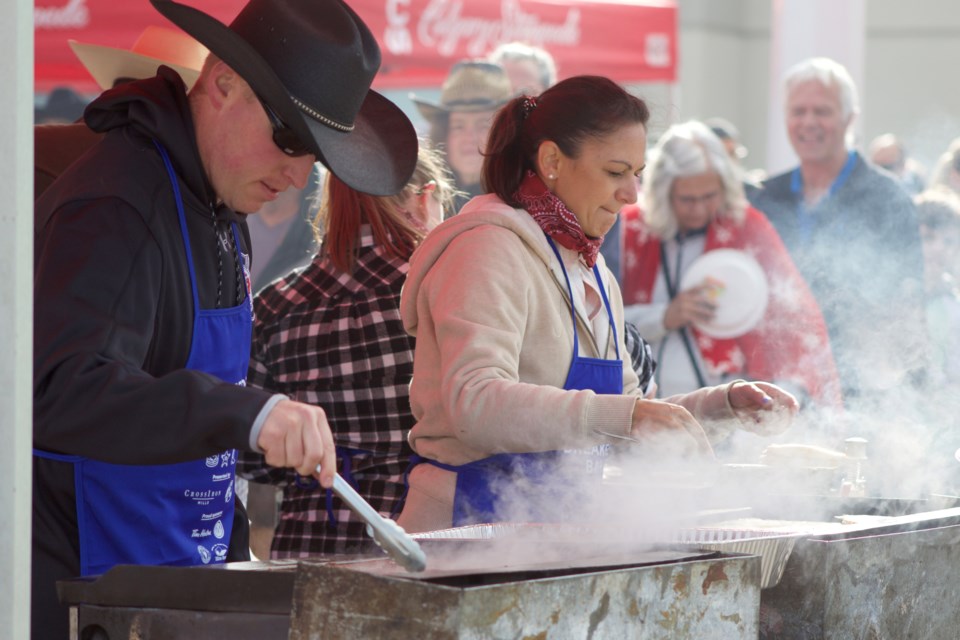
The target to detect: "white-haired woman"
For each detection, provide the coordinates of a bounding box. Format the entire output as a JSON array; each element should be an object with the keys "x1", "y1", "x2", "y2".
[{"x1": 620, "y1": 120, "x2": 842, "y2": 409}]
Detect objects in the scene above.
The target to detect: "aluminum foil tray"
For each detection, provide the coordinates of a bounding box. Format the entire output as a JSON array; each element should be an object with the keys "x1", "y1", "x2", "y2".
[{"x1": 415, "y1": 522, "x2": 799, "y2": 589}]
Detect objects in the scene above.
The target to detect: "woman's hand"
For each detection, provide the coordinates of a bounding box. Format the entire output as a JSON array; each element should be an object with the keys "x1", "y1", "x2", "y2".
[
  {"x1": 728, "y1": 381, "x2": 799, "y2": 436},
  {"x1": 630, "y1": 398, "x2": 714, "y2": 457},
  {"x1": 663, "y1": 285, "x2": 716, "y2": 331}
]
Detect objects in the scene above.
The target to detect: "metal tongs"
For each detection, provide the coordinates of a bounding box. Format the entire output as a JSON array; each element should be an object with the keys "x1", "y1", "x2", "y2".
[{"x1": 320, "y1": 466, "x2": 427, "y2": 572}]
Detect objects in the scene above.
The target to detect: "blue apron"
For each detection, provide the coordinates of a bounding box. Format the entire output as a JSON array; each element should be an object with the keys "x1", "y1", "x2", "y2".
[
  {"x1": 33, "y1": 141, "x2": 253, "y2": 576},
  {"x1": 420, "y1": 236, "x2": 623, "y2": 525}
]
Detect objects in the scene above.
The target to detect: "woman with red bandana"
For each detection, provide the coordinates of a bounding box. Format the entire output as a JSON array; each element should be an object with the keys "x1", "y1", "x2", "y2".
[
  {"x1": 396, "y1": 78, "x2": 801, "y2": 533},
  {"x1": 620, "y1": 120, "x2": 842, "y2": 409}
]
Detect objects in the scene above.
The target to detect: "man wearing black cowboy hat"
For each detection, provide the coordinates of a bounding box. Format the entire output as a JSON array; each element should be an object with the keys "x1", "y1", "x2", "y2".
[{"x1": 32, "y1": 0, "x2": 417, "y2": 636}]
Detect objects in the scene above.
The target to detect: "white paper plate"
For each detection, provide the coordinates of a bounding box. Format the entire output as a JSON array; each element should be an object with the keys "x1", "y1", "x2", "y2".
[{"x1": 679, "y1": 248, "x2": 769, "y2": 338}]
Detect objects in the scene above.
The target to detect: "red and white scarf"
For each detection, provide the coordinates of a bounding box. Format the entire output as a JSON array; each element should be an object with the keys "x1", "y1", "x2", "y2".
[{"x1": 514, "y1": 171, "x2": 603, "y2": 268}]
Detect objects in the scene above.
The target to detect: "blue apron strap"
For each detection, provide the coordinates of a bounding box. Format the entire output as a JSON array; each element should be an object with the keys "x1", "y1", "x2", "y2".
[
  {"x1": 394, "y1": 454, "x2": 427, "y2": 519},
  {"x1": 152, "y1": 139, "x2": 201, "y2": 311},
  {"x1": 546, "y1": 236, "x2": 580, "y2": 360},
  {"x1": 592, "y1": 263, "x2": 620, "y2": 360}
]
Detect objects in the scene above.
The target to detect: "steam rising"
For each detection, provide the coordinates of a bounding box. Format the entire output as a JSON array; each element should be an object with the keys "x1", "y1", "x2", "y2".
[{"x1": 455, "y1": 386, "x2": 960, "y2": 539}]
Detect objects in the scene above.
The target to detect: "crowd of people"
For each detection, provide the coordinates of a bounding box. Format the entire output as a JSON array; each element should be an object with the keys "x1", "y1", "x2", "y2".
[{"x1": 31, "y1": 0, "x2": 960, "y2": 637}]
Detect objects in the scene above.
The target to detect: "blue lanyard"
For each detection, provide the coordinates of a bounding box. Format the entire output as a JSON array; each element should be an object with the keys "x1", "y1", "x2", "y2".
[{"x1": 790, "y1": 150, "x2": 857, "y2": 246}]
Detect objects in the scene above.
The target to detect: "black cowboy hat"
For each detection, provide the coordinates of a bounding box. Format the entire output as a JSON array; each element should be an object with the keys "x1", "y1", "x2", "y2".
[{"x1": 150, "y1": 0, "x2": 417, "y2": 196}]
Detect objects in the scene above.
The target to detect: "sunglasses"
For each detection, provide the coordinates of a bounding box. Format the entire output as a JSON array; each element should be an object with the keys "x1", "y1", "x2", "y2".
[{"x1": 257, "y1": 97, "x2": 313, "y2": 158}]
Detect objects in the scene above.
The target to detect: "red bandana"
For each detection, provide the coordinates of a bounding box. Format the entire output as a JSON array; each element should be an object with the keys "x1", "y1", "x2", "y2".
[{"x1": 514, "y1": 171, "x2": 603, "y2": 268}]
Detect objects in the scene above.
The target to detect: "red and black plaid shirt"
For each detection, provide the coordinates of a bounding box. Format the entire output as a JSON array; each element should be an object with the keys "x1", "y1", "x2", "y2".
[{"x1": 238, "y1": 227, "x2": 416, "y2": 557}]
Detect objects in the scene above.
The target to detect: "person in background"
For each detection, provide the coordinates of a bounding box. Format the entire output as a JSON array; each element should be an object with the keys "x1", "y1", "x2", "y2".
[
  {"x1": 238, "y1": 143, "x2": 456, "y2": 557},
  {"x1": 927, "y1": 136, "x2": 960, "y2": 195},
  {"x1": 248, "y1": 164, "x2": 324, "y2": 292},
  {"x1": 396, "y1": 76, "x2": 799, "y2": 533},
  {"x1": 705, "y1": 116, "x2": 765, "y2": 193},
  {"x1": 706, "y1": 116, "x2": 748, "y2": 164},
  {"x1": 488, "y1": 41, "x2": 557, "y2": 96},
  {"x1": 244, "y1": 163, "x2": 326, "y2": 558},
  {"x1": 35, "y1": 25, "x2": 209, "y2": 199},
  {"x1": 34, "y1": 86, "x2": 88, "y2": 124},
  {"x1": 868, "y1": 133, "x2": 926, "y2": 195},
  {"x1": 914, "y1": 189, "x2": 960, "y2": 386},
  {"x1": 31, "y1": 0, "x2": 417, "y2": 636},
  {"x1": 619, "y1": 120, "x2": 841, "y2": 410},
  {"x1": 747, "y1": 57, "x2": 927, "y2": 404},
  {"x1": 412, "y1": 60, "x2": 512, "y2": 213}
]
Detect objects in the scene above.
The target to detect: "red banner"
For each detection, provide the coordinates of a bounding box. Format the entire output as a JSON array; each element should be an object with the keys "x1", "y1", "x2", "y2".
[{"x1": 35, "y1": 0, "x2": 677, "y2": 93}]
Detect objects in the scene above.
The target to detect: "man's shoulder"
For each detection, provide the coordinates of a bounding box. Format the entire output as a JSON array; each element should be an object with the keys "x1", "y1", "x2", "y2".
[
  {"x1": 747, "y1": 169, "x2": 795, "y2": 217},
  {"x1": 847, "y1": 158, "x2": 913, "y2": 200},
  {"x1": 756, "y1": 170, "x2": 793, "y2": 195}
]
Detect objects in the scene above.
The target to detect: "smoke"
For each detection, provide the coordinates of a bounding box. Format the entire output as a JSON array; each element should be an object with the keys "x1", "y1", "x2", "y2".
[{"x1": 465, "y1": 384, "x2": 960, "y2": 540}]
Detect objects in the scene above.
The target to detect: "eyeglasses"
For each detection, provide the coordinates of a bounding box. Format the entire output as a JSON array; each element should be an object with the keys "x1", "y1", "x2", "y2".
[
  {"x1": 672, "y1": 190, "x2": 722, "y2": 210},
  {"x1": 257, "y1": 97, "x2": 313, "y2": 158}
]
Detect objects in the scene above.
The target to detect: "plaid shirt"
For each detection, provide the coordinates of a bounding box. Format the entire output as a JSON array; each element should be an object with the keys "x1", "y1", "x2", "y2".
[{"x1": 238, "y1": 226, "x2": 416, "y2": 557}]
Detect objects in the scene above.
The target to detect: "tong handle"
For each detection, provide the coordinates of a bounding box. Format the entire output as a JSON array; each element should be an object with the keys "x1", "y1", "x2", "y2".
[{"x1": 326, "y1": 469, "x2": 427, "y2": 572}]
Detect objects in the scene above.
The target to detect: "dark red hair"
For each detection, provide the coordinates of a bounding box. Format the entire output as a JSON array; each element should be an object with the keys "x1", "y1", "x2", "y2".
[{"x1": 482, "y1": 75, "x2": 650, "y2": 207}]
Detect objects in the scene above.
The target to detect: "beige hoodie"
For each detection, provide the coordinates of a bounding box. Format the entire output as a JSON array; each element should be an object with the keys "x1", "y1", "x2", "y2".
[
  {"x1": 401, "y1": 194, "x2": 737, "y2": 461},
  {"x1": 398, "y1": 194, "x2": 738, "y2": 531}
]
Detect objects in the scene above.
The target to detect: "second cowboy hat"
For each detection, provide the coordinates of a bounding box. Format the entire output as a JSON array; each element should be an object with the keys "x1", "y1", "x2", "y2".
[
  {"x1": 69, "y1": 26, "x2": 209, "y2": 91},
  {"x1": 413, "y1": 61, "x2": 513, "y2": 123},
  {"x1": 150, "y1": 0, "x2": 417, "y2": 196}
]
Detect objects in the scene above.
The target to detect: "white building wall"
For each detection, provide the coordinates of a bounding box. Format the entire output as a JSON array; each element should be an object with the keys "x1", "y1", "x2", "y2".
[
  {"x1": 0, "y1": 0, "x2": 34, "y2": 637},
  {"x1": 673, "y1": 0, "x2": 960, "y2": 177}
]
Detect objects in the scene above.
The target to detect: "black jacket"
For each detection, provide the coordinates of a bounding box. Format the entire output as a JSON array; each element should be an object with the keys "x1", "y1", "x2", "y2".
[{"x1": 33, "y1": 69, "x2": 265, "y2": 639}]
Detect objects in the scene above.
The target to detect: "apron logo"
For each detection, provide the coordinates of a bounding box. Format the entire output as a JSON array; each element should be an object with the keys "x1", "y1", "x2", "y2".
[
  {"x1": 184, "y1": 488, "x2": 223, "y2": 505},
  {"x1": 224, "y1": 480, "x2": 234, "y2": 503},
  {"x1": 198, "y1": 545, "x2": 212, "y2": 564},
  {"x1": 212, "y1": 544, "x2": 229, "y2": 562},
  {"x1": 201, "y1": 510, "x2": 224, "y2": 521},
  {"x1": 191, "y1": 528, "x2": 213, "y2": 539},
  {"x1": 205, "y1": 454, "x2": 220, "y2": 468},
  {"x1": 214, "y1": 520, "x2": 225, "y2": 539}
]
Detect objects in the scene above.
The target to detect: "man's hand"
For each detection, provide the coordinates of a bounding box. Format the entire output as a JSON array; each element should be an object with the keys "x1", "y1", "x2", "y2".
[{"x1": 256, "y1": 400, "x2": 336, "y2": 487}]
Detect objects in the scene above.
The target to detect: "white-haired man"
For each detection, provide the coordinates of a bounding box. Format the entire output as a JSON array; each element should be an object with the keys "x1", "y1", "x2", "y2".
[{"x1": 748, "y1": 57, "x2": 927, "y2": 403}]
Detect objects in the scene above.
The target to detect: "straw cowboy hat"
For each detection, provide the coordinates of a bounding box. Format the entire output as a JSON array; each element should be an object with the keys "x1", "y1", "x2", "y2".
[
  {"x1": 150, "y1": 0, "x2": 417, "y2": 196},
  {"x1": 69, "y1": 25, "x2": 209, "y2": 91},
  {"x1": 412, "y1": 60, "x2": 513, "y2": 123}
]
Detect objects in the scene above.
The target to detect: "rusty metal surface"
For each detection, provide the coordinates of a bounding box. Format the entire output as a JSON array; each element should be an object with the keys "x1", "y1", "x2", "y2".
[
  {"x1": 289, "y1": 553, "x2": 761, "y2": 639},
  {"x1": 760, "y1": 522, "x2": 960, "y2": 639}
]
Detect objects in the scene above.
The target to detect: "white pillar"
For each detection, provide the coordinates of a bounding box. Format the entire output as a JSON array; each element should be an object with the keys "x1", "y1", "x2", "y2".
[
  {"x1": 0, "y1": 0, "x2": 33, "y2": 638},
  {"x1": 766, "y1": 0, "x2": 866, "y2": 175}
]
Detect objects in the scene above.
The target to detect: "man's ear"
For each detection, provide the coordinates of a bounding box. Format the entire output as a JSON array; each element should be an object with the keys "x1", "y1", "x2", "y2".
[
  {"x1": 199, "y1": 60, "x2": 235, "y2": 111},
  {"x1": 536, "y1": 140, "x2": 561, "y2": 180}
]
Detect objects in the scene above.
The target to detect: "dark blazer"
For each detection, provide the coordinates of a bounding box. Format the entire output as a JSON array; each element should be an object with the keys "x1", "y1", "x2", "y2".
[{"x1": 748, "y1": 152, "x2": 927, "y2": 397}]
